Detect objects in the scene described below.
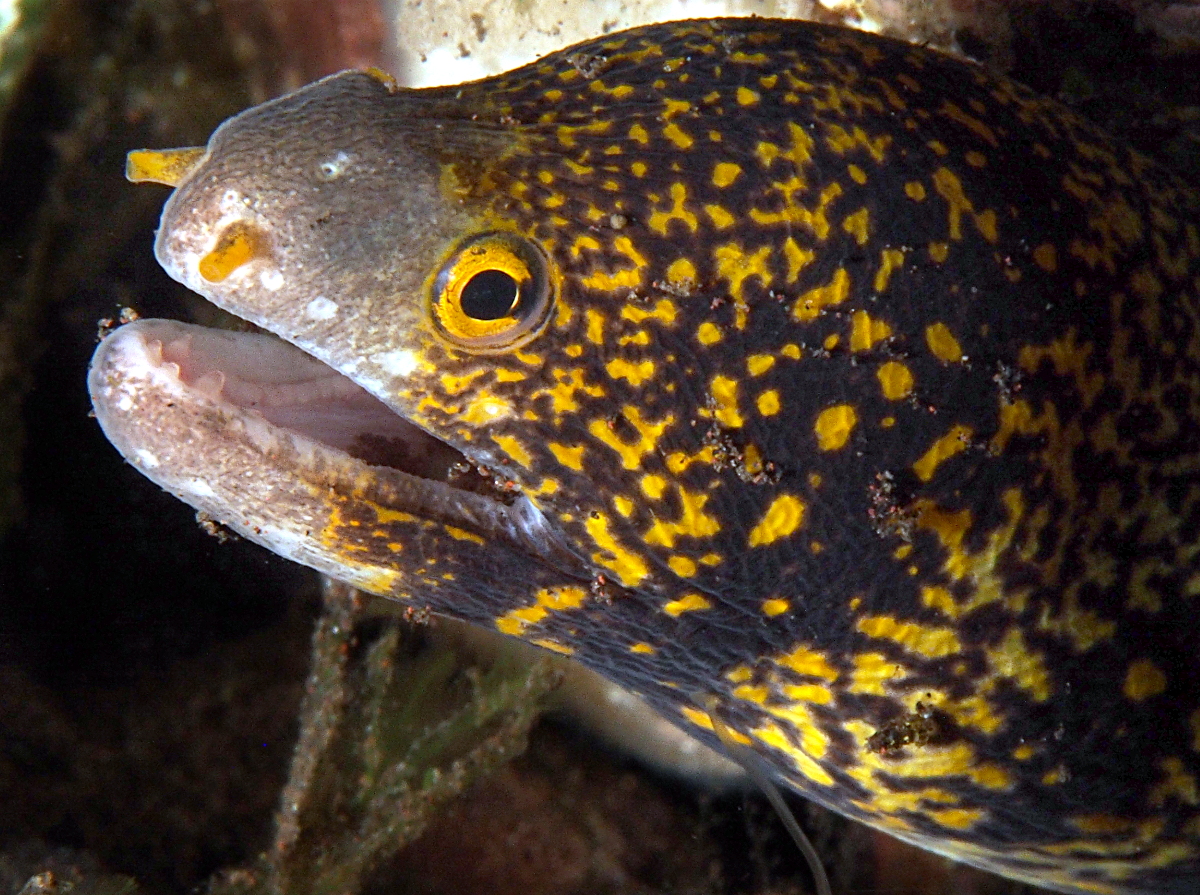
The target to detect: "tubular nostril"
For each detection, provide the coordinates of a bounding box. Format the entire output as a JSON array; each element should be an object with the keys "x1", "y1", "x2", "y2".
[{"x1": 125, "y1": 147, "x2": 206, "y2": 186}]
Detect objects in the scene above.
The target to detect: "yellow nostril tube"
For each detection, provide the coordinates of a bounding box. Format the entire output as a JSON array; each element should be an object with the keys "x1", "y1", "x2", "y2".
[
  {"x1": 198, "y1": 221, "x2": 269, "y2": 282},
  {"x1": 125, "y1": 147, "x2": 206, "y2": 186}
]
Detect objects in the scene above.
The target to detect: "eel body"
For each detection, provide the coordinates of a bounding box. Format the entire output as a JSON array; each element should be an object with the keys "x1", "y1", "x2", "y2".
[{"x1": 90, "y1": 18, "x2": 1200, "y2": 894}]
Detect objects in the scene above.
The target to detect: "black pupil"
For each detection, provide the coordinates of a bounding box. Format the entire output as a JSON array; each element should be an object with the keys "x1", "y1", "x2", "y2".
[{"x1": 461, "y1": 269, "x2": 520, "y2": 320}]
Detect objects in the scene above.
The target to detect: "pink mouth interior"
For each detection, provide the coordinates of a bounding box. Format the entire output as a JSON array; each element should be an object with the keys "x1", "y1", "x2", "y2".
[{"x1": 152, "y1": 325, "x2": 465, "y2": 479}]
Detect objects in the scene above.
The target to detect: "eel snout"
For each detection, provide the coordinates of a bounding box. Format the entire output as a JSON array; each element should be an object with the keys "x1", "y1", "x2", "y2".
[{"x1": 88, "y1": 319, "x2": 571, "y2": 592}]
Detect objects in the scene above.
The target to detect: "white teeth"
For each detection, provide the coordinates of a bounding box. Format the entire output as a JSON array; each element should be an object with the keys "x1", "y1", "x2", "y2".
[{"x1": 193, "y1": 370, "x2": 226, "y2": 398}]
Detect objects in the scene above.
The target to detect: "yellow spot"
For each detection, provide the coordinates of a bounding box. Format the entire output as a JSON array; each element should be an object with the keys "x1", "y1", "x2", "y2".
[
  {"x1": 1124, "y1": 659, "x2": 1167, "y2": 701},
  {"x1": 850, "y1": 310, "x2": 893, "y2": 351},
  {"x1": 668, "y1": 555, "x2": 698, "y2": 577},
  {"x1": 848, "y1": 163, "x2": 867, "y2": 185},
  {"x1": 926, "y1": 322, "x2": 964, "y2": 362},
  {"x1": 586, "y1": 308, "x2": 606, "y2": 344},
  {"x1": 1043, "y1": 766, "x2": 1068, "y2": 786},
  {"x1": 582, "y1": 235, "x2": 648, "y2": 291},
  {"x1": 753, "y1": 721, "x2": 834, "y2": 786},
  {"x1": 756, "y1": 141, "x2": 780, "y2": 166},
  {"x1": 631, "y1": 160, "x2": 648, "y2": 177},
  {"x1": 700, "y1": 553, "x2": 721, "y2": 566},
  {"x1": 856, "y1": 615, "x2": 962, "y2": 658},
  {"x1": 1033, "y1": 242, "x2": 1057, "y2": 272},
  {"x1": 877, "y1": 361, "x2": 914, "y2": 400},
  {"x1": 932, "y1": 166, "x2": 972, "y2": 240},
  {"x1": 749, "y1": 495, "x2": 806, "y2": 547},
  {"x1": 736, "y1": 86, "x2": 759, "y2": 105},
  {"x1": 929, "y1": 241, "x2": 949, "y2": 263},
  {"x1": 783, "y1": 238, "x2": 815, "y2": 282},
  {"x1": 492, "y1": 434, "x2": 533, "y2": 468},
  {"x1": 987, "y1": 628, "x2": 1052, "y2": 702},
  {"x1": 1013, "y1": 745, "x2": 1035, "y2": 760},
  {"x1": 815, "y1": 404, "x2": 858, "y2": 451},
  {"x1": 757, "y1": 390, "x2": 781, "y2": 416},
  {"x1": 444, "y1": 526, "x2": 485, "y2": 544},
  {"x1": 532, "y1": 639, "x2": 574, "y2": 655},
  {"x1": 842, "y1": 207, "x2": 870, "y2": 245},
  {"x1": 777, "y1": 643, "x2": 835, "y2": 676},
  {"x1": 621, "y1": 298, "x2": 677, "y2": 325},
  {"x1": 198, "y1": 221, "x2": 266, "y2": 282},
  {"x1": 912, "y1": 424, "x2": 973, "y2": 482},
  {"x1": 905, "y1": 181, "x2": 926, "y2": 201},
  {"x1": 1070, "y1": 814, "x2": 1136, "y2": 835},
  {"x1": 928, "y1": 808, "x2": 983, "y2": 830},
  {"x1": 714, "y1": 242, "x2": 772, "y2": 306},
  {"x1": 605, "y1": 357, "x2": 656, "y2": 386},
  {"x1": 976, "y1": 209, "x2": 998, "y2": 243},
  {"x1": 585, "y1": 513, "x2": 649, "y2": 586},
  {"x1": 570, "y1": 234, "x2": 602, "y2": 257},
  {"x1": 645, "y1": 486, "x2": 721, "y2": 547},
  {"x1": 1150, "y1": 757, "x2": 1198, "y2": 807},
  {"x1": 921, "y1": 585, "x2": 957, "y2": 616},
  {"x1": 589, "y1": 407, "x2": 674, "y2": 470},
  {"x1": 874, "y1": 248, "x2": 906, "y2": 293},
  {"x1": 792, "y1": 268, "x2": 850, "y2": 321},
  {"x1": 712, "y1": 162, "x2": 742, "y2": 187},
  {"x1": 697, "y1": 322, "x2": 722, "y2": 345},
  {"x1": 705, "y1": 204, "x2": 735, "y2": 228},
  {"x1": 662, "y1": 97, "x2": 691, "y2": 118},
  {"x1": 640, "y1": 474, "x2": 666, "y2": 499},
  {"x1": 823, "y1": 334, "x2": 839, "y2": 351},
  {"x1": 762, "y1": 598, "x2": 789, "y2": 617},
  {"x1": 648, "y1": 181, "x2": 699, "y2": 236},
  {"x1": 549, "y1": 442, "x2": 585, "y2": 470},
  {"x1": 613, "y1": 495, "x2": 634, "y2": 517},
  {"x1": 630, "y1": 642, "x2": 656, "y2": 655},
  {"x1": 681, "y1": 705, "x2": 716, "y2": 732},
  {"x1": 495, "y1": 585, "x2": 587, "y2": 636},
  {"x1": 781, "y1": 344, "x2": 801, "y2": 359},
  {"x1": 662, "y1": 122, "x2": 693, "y2": 149},
  {"x1": 628, "y1": 123, "x2": 649, "y2": 144},
  {"x1": 848, "y1": 652, "x2": 898, "y2": 696},
  {"x1": 664, "y1": 593, "x2": 712, "y2": 616},
  {"x1": 747, "y1": 354, "x2": 775, "y2": 376},
  {"x1": 710, "y1": 375, "x2": 743, "y2": 428},
  {"x1": 666, "y1": 257, "x2": 696, "y2": 284}
]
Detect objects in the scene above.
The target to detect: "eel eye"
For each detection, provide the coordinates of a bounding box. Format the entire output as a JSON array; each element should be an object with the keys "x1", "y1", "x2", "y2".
[{"x1": 430, "y1": 232, "x2": 553, "y2": 352}]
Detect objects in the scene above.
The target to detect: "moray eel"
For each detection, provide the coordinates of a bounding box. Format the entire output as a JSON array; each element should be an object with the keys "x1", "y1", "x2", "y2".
[{"x1": 88, "y1": 18, "x2": 1200, "y2": 894}]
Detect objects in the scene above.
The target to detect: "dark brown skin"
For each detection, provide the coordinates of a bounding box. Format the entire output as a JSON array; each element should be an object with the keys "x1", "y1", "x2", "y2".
[{"x1": 92, "y1": 19, "x2": 1200, "y2": 894}]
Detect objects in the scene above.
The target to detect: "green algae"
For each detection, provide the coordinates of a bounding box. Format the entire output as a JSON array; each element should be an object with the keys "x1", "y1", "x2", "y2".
[{"x1": 211, "y1": 582, "x2": 563, "y2": 895}]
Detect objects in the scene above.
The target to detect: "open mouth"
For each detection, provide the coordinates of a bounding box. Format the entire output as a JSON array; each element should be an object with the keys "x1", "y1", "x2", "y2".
[
  {"x1": 112, "y1": 319, "x2": 515, "y2": 493},
  {"x1": 88, "y1": 317, "x2": 571, "y2": 590}
]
